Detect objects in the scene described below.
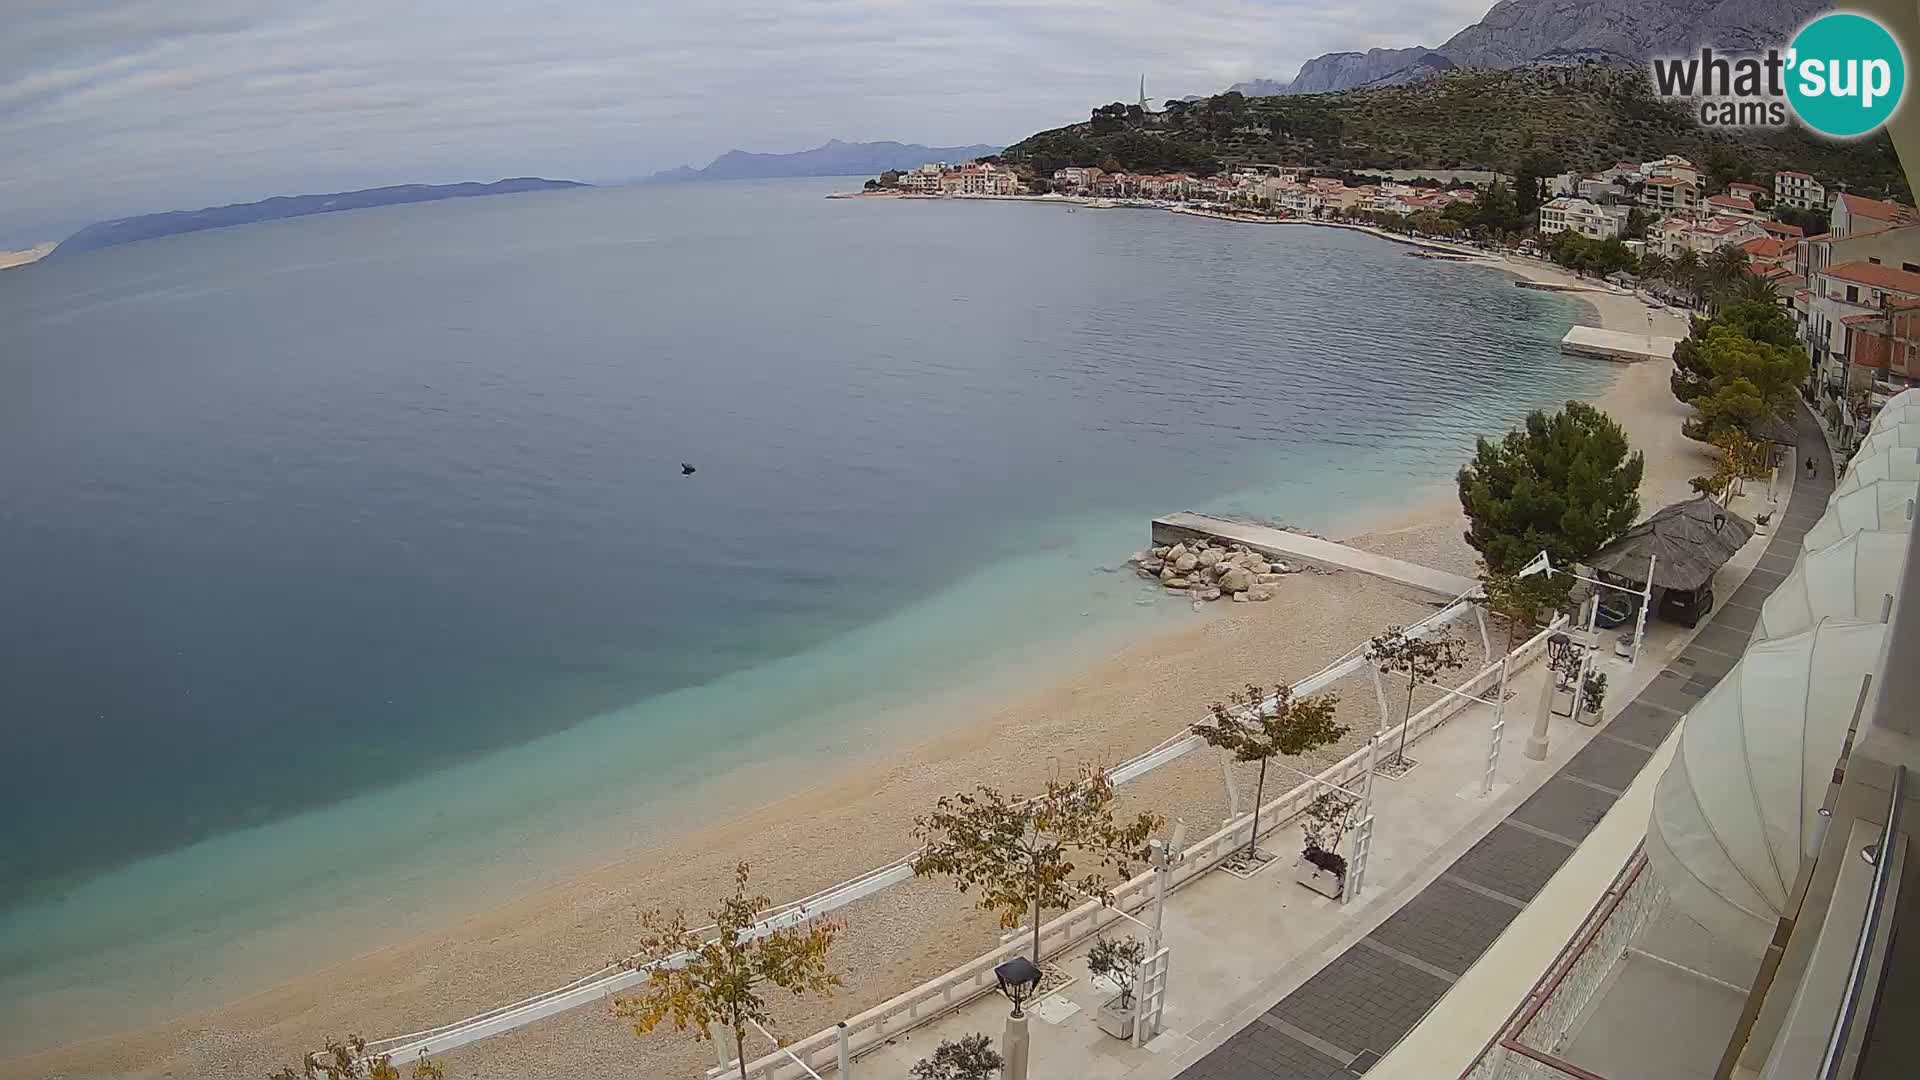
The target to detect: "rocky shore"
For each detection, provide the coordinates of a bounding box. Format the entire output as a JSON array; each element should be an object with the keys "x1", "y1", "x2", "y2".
[{"x1": 1132, "y1": 537, "x2": 1303, "y2": 602}]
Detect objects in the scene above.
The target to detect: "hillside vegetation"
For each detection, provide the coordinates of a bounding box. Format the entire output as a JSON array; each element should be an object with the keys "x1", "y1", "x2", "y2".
[{"x1": 1003, "y1": 68, "x2": 1910, "y2": 199}]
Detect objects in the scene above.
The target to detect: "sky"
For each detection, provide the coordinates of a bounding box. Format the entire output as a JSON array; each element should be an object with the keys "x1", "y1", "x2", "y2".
[{"x1": 0, "y1": 0, "x2": 1494, "y2": 242}]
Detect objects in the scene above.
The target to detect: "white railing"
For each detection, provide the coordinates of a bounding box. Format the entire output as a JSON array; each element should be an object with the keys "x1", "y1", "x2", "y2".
[
  {"x1": 367, "y1": 588, "x2": 1504, "y2": 1068},
  {"x1": 1462, "y1": 848, "x2": 1665, "y2": 1080},
  {"x1": 732, "y1": 620, "x2": 1567, "y2": 1079}
]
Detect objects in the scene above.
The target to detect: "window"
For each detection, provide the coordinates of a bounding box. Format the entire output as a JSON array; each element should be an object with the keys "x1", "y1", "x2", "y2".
[{"x1": 1848, "y1": 285, "x2": 1860, "y2": 303}]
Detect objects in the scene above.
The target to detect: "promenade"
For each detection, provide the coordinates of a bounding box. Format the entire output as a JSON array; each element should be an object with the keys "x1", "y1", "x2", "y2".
[{"x1": 844, "y1": 409, "x2": 1822, "y2": 1080}]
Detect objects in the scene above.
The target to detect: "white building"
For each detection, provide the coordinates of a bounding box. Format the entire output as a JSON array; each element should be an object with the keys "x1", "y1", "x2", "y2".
[
  {"x1": 1640, "y1": 175, "x2": 1699, "y2": 214},
  {"x1": 1775, "y1": 169, "x2": 1827, "y2": 210},
  {"x1": 1703, "y1": 193, "x2": 1764, "y2": 222},
  {"x1": 1538, "y1": 196, "x2": 1627, "y2": 240}
]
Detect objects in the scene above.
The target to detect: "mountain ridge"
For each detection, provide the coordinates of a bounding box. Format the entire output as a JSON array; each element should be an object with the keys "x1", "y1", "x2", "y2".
[
  {"x1": 643, "y1": 139, "x2": 1003, "y2": 182},
  {"x1": 53, "y1": 178, "x2": 587, "y2": 257},
  {"x1": 1229, "y1": 0, "x2": 1829, "y2": 96}
]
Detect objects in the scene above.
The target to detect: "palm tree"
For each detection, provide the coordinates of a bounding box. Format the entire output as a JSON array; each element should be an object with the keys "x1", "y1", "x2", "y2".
[
  {"x1": 1638, "y1": 252, "x2": 1671, "y2": 286},
  {"x1": 1670, "y1": 250, "x2": 1704, "y2": 308},
  {"x1": 1705, "y1": 245, "x2": 1749, "y2": 290},
  {"x1": 1716, "y1": 269, "x2": 1781, "y2": 311}
]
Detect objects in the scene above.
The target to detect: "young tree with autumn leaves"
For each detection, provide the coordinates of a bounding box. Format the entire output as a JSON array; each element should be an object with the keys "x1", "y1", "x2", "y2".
[
  {"x1": 912, "y1": 767, "x2": 1161, "y2": 967},
  {"x1": 614, "y1": 863, "x2": 841, "y2": 1080},
  {"x1": 1190, "y1": 683, "x2": 1346, "y2": 861}
]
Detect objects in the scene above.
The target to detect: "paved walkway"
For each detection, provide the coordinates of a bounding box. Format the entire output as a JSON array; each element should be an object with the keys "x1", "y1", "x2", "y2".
[
  {"x1": 1171, "y1": 404, "x2": 1834, "y2": 1080},
  {"x1": 1151, "y1": 513, "x2": 1477, "y2": 598}
]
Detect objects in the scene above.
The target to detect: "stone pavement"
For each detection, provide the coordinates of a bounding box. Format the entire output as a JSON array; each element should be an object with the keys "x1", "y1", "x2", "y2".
[{"x1": 1171, "y1": 403, "x2": 1834, "y2": 1080}]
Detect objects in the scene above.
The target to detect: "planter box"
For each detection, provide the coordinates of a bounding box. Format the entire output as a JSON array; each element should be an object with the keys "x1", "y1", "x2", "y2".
[
  {"x1": 1097, "y1": 994, "x2": 1138, "y2": 1040},
  {"x1": 1295, "y1": 856, "x2": 1345, "y2": 899}
]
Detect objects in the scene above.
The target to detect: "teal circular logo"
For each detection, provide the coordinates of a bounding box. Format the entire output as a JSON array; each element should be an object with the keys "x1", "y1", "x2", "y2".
[{"x1": 1787, "y1": 13, "x2": 1906, "y2": 138}]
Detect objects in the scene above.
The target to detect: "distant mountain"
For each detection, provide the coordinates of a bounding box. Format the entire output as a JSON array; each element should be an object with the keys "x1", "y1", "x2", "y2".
[
  {"x1": 643, "y1": 139, "x2": 1003, "y2": 182},
  {"x1": 54, "y1": 178, "x2": 587, "y2": 257},
  {"x1": 1230, "y1": 0, "x2": 1829, "y2": 96}
]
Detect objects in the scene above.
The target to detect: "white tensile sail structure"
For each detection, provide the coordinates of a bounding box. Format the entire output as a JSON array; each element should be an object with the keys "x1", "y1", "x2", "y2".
[
  {"x1": 1646, "y1": 619, "x2": 1890, "y2": 953},
  {"x1": 1802, "y1": 479, "x2": 1918, "y2": 550},
  {"x1": 1756, "y1": 530, "x2": 1911, "y2": 641},
  {"x1": 1835, "y1": 446, "x2": 1920, "y2": 494},
  {"x1": 1868, "y1": 389, "x2": 1920, "y2": 430},
  {"x1": 1852, "y1": 422, "x2": 1920, "y2": 460}
]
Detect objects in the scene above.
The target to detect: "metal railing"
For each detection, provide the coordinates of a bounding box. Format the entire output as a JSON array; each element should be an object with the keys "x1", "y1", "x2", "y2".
[
  {"x1": 1462, "y1": 847, "x2": 1665, "y2": 1080},
  {"x1": 1818, "y1": 763, "x2": 1908, "y2": 1080}
]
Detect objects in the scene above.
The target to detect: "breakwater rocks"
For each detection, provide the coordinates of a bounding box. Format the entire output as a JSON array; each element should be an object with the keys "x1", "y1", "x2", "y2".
[{"x1": 1130, "y1": 539, "x2": 1303, "y2": 603}]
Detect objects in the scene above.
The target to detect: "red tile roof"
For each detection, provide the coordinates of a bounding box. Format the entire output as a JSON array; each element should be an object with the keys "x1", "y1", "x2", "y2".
[
  {"x1": 1742, "y1": 236, "x2": 1796, "y2": 259},
  {"x1": 1707, "y1": 193, "x2": 1756, "y2": 211},
  {"x1": 1839, "y1": 193, "x2": 1918, "y2": 223},
  {"x1": 1760, "y1": 221, "x2": 1806, "y2": 239},
  {"x1": 1777, "y1": 169, "x2": 1813, "y2": 181},
  {"x1": 1646, "y1": 176, "x2": 1688, "y2": 187},
  {"x1": 1825, "y1": 260, "x2": 1920, "y2": 293}
]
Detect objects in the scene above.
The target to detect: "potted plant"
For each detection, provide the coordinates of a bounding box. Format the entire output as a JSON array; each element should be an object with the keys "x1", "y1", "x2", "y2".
[
  {"x1": 1296, "y1": 791, "x2": 1358, "y2": 899},
  {"x1": 1087, "y1": 936, "x2": 1148, "y2": 1040},
  {"x1": 1582, "y1": 670, "x2": 1608, "y2": 717},
  {"x1": 911, "y1": 1033, "x2": 1004, "y2": 1080}
]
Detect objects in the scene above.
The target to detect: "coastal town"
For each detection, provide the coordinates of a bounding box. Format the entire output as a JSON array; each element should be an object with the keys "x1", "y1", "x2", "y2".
[{"x1": 862, "y1": 153, "x2": 1920, "y2": 459}]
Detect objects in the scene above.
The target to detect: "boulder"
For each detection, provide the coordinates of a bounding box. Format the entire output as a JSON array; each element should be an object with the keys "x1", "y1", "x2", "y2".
[
  {"x1": 1246, "y1": 560, "x2": 1270, "y2": 575},
  {"x1": 1165, "y1": 577, "x2": 1191, "y2": 590},
  {"x1": 1232, "y1": 591, "x2": 1250, "y2": 603},
  {"x1": 1249, "y1": 586, "x2": 1274, "y2": 602},
  {"x1": 1202, "y1": 565, "x2": 1223, "y2": 583},
  {"x1": 1196, "y1": 548, "x2": 1223, "y2": 568},
  {"x1": 1256, "y1": 573, "x2": 1283, "y2": 585},
  {"x1": 1167, "y1": 543, "x2": 1189, "y2": 562},
  {"x1": 1151, "y1": 546, "x2": 1170, "y2": 558},
  {"x1": 1198, "y1": 587, "x2": 1222, "y2": 601},
  {"x1": 1173, "y1": 552, "x2": 1198, "y2": 573},
  {"x1": 1218, "y1": 566, "x2": 1255, "y2": 593},
  {"x1": 1160, "y1": 566, "x2": 1177, "y2": 582},
  {"x1": 1275, "y1": 561, "x2": 1295, "y2": 574},
  {"x1": 1230, "y1": 544, "x2": 1248, "y2": 554}
]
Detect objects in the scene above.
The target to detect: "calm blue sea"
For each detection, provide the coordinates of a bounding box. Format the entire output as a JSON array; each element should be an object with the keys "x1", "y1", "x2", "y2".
[{"x1": 0, "y1": 178, "x2": 1607, "y2": 1043}]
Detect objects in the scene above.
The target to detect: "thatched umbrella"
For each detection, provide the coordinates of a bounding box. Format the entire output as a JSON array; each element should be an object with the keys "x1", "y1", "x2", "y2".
[{"x1": 1589, "y1": 496, "x2": 1756, "y2": 593}]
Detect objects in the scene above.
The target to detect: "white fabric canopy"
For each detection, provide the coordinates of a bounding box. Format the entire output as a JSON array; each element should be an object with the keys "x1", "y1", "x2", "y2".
[
  {"x1": 1853, "y1": 422, "x2": 1920, "y2": 460},
  {"x1": 1647, "y1": 619, "x2": 1890, "y2": 952},
  {"x1": 1757, "y1": 530, "x2": 1910, "y2": 640},
  {"x1": 1870, "y1": 389, "x2": 1920, "y2": 429},
  {"x1": 1802, "y1": 479, "x2": 1918, "y2": 550},
  {"x1": 1871, "y1": 404, "x2": 1920, "y2": 433},
  {"x1": 1837, "y1": 446, "x2": 1920, "y2": 494}
]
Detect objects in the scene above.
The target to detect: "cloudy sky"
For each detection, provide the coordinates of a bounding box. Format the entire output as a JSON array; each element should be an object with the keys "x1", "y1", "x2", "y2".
[{"x1": 1, "y1": 0, "x2": 1492, "y2": 241}]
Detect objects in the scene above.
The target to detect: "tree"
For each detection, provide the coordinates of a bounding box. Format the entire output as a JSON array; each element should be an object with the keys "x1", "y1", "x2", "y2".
[
  {"x1": 1457, "y1": 402, "x2": 1645, "y2": 576},
  {"x1": 1191, "y1": 683, "x2": 1346, "y2": 860},
  {"x1": 1086, "y1": 936, "x2": 1149, "y2": 1008},
  {"x1": 614, "y1": 863, "x2": 842, "y2": 1080},
  {"x1": 1477, "y1": 562, "x2": 1563, "y2": 652},
  {"x1": 911, "y1": 1034, "x2": 1004, "y2": 1080},
  {"x1": 268, "y1": 1036, "x2": 445, "y2": 1080},
  {"x1": 1680, "y1": 325, "x2": 1802, "y2": 442},
  {"x1": 1368, "y1": 627, "x2": 1470, "y2": 765},
  {"x1": 913, "y1": 768, "x2": 1161, "y2": 965},
  {"x1": 1671, "y1": 301, "x2": 1797, "y2": 404}
]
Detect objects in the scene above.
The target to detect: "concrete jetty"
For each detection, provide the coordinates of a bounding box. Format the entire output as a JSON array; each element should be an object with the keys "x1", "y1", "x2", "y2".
[
  {"x1": 1151, "y1": 511, "x2": 1477, "y2": 598},
  {"x1": 1561, "y1": 325, "x2": 1680, "y2": 363}
]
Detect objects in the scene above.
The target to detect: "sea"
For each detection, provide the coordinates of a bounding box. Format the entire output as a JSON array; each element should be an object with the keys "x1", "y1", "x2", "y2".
[{"x1": 0, "y1": 177, "x2": 1610, "y2": 1050}]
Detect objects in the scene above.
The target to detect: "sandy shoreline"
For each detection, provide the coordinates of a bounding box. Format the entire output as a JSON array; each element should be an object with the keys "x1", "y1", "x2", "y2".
[{"x1": 5, "y1": 244, "x2": 1709, "y2": 1080}]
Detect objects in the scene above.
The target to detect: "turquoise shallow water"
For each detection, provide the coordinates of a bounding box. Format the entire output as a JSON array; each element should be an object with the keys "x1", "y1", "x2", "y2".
[{"x1": 0, "y1": 179, "x2": 1608, "y2": 1045}]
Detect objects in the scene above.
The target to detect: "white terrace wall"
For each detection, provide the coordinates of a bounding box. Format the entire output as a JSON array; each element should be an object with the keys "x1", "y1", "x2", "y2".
[{"x1": 734, "y1": 621, "x2": 1567, "y2": 1080}]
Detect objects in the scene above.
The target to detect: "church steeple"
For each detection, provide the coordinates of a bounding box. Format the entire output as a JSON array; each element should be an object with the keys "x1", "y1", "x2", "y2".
[{"x1": 1138, "y1": 74, "x2": 1148, "y2": 112}]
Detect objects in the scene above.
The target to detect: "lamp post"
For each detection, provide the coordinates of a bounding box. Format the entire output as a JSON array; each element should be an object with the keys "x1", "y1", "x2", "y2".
[
  {"x1": 995, "y1": 957, "x2": 1043, "y2": 1080},
  {"x1": 1529, "y1": 631, "x2": 1572, "y2": 760}
]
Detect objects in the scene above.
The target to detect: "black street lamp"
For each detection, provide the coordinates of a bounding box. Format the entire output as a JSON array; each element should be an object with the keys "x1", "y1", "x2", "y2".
[{"x1": 994, "y1": 957, "x2": 1043, "y2": 1018}]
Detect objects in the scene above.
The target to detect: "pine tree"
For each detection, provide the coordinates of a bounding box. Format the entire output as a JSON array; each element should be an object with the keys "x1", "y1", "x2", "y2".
[{"x1": 1457, "y1": 402, "x2": 1644, "y2": 577}]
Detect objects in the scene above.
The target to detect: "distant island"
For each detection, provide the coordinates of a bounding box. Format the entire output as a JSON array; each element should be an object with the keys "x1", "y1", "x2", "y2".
[
  {"x1": 643, "y1": 139, "x2": 1002, "y2": 183},
  {"x1": 52, "y1": 177, "x2": 589, "y2": 257}
]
